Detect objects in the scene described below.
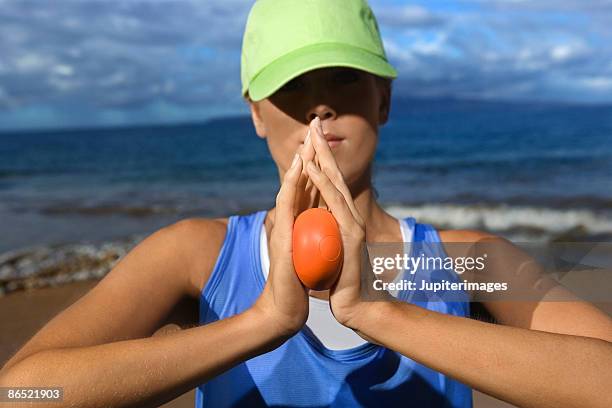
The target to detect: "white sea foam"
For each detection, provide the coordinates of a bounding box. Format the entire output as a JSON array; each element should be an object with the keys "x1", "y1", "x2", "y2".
[{"x1": 385, "y1": 204, "x2": 612, "y2": 237}]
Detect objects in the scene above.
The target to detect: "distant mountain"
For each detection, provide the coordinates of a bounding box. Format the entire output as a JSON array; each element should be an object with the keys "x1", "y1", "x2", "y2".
[
  {"x1": 390, "y1": 96, "x2": 612, "y2": 114},
  {"x1": 3, "y1": 96, "x2": 610, "y2": 136}
]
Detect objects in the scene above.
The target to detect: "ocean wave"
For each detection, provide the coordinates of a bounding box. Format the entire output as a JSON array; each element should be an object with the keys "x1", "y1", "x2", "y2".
[
  {"x1": 2, "y1": 203, "x2": 611, "y2": 296},
  {"x1": 0, "y1": 236, "x2": 144, "y2": 296},
  {"x1": 385, "y1": 203, "x2": 612, "y2": 240}
]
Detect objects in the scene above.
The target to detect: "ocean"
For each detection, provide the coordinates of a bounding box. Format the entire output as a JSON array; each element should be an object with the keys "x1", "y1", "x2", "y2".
[{"x1": 1, "y1": 98, "x2": 611, "y2": 294}]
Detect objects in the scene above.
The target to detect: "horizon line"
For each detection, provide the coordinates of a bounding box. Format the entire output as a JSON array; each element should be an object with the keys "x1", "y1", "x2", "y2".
[{"x1": 1, "y1": 95, "x2": 611, "y2": 135}]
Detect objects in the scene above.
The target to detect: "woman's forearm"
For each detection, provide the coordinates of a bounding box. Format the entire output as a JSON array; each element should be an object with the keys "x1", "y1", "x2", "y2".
[
  {"x1": 352, "y1": 300, "x2": 612, "y2": 408},
  {"x1": 0, "y1": 308, "x2": 285, "y2": 408}
]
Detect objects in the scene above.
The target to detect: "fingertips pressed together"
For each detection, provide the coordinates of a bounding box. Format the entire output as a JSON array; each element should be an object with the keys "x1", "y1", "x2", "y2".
[
  {"x1": 308, "y1": 118, "x2": 365, "y2": 228},
  {"x1": 300, "y1": 127, "x2": 316, "y2": 176},
  {"x1": 300, "y1": 119, "x2": 324, "y2": 209}
]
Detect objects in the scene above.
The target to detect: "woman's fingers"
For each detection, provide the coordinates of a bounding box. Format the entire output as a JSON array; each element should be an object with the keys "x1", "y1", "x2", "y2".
[
  {"x1": 310, "y1": 117, "x2": 364, "y2": 227},
  {"x1": 302, "y1": 129, "x2": 315, "y2": 161},
  {"x1": 297, "y1": 125, "x2": 325, "y2": 213},
  {"x1": 313, "y1": 149, "x2": 327, "y2": 209},
  {"x1": 276, "y1": 152, "x2": 303, "y2": 236},
  {"x1": 298, "y1": 128, "x2": 315, "y2": 183},
  {"x1": 305, "y1": 161, "x2": 361, "y2": 238}
]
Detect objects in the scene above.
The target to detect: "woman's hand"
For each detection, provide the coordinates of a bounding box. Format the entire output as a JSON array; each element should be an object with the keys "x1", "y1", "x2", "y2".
[
  {"x1": 251, "y1": 149, "x2": 309, "y2": 338},
  {"x1": 305, "y1": 117, "x2": 394, "y2": 331},
  {"x1": 295, "y1": 123, "x2": 325, "y2": 212}
]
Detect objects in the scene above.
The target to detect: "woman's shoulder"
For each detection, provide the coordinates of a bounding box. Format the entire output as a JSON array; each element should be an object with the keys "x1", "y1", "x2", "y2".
[
  {"x1": 436, "y1": 228, "x2": 507, "y2": 270},
  {"x1": 437, "y1": 228, "x2": 499, "y2": 244},
  {"x1": 164, "y1": 217, "x2": 230, "y2": 299}
]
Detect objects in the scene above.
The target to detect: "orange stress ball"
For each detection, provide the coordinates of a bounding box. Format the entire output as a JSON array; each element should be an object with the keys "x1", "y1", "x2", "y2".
[{"x1": 292, "y1": 208, "x2": 343, "y2": 290}]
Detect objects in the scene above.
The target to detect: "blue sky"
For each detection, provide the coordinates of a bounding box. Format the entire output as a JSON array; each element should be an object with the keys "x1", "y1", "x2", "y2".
[{"x1": 1, "y1": 0, "x2": 611, "y2": 131}]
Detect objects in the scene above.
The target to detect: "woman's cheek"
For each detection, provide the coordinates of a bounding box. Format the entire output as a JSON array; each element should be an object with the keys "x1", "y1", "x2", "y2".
[
  {"x1": 267, "y1": 136, "x2": 294, "y2": 168},
  {"x1": 354, "y1": 134, "x2": 377, "y2": 163}
]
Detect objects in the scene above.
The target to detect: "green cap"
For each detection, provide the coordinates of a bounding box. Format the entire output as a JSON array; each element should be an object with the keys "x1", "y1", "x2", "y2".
[{"x1": 241, "y1": 0, "x2": 398, "y2": 101}]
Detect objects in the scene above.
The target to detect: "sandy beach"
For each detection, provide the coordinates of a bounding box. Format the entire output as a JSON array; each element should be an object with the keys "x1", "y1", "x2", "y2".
[
  {"x1": 0, "y1": 279, "x2": 200, "y2": 407},
  {"x1": 5, "y1": 281, "x2": 608, "y2": 407}
]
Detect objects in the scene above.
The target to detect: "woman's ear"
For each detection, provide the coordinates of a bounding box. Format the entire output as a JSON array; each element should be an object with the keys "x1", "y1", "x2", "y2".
[{"x1": 248, "y1": 99, "x2": 267, "y2": 139}]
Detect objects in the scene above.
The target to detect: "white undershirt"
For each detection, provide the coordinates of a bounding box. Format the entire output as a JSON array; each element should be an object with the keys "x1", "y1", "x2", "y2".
[{"x1": 259, "y1": 218, "x2": 413, "y2": 350}]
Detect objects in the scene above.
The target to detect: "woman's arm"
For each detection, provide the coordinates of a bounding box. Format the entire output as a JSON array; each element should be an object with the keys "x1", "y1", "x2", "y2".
[
  {"x1": 348, "y1": 230, "x2": 612, "y2": 408},
  {"x1": 0, "y1": 307, "x2": 284, "y2": 407},
  {"x1": 440, "y1": 230, "x2": 612, "y2": 339},
  {"x1": 349, "y1": 299, "x2": 612, "y2": 408},
  {"x1": 344, "y1": 233, "x2": 612, "y2": 408},
  {"x1": 0, "y1": 219, "x2": 289, "y2": 407},
  {"x1": 1, "y1": 144, "x2": 311, "y2": 407}
]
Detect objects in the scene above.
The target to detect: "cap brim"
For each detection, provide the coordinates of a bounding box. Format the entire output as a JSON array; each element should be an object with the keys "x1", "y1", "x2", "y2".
[{"x1": 246, "y1": 43, "x2": 398, "y2": 101}]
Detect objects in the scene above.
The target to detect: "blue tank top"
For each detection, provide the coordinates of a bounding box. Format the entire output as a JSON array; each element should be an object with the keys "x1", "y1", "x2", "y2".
[{"x1": 196, "y1": 210, "x2": 472, "y2": 408}]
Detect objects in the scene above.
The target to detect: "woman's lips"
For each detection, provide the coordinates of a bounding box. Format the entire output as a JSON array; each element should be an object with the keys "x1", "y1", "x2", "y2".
[
  {"x1": 301, "y1": 128, "x2": 344, "y2": 148},
  {"x1": 323, "y1": 132, "x2": 344, "y2": 148}
]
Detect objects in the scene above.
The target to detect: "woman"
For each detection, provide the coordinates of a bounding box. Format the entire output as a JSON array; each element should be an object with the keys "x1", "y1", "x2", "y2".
[{"x1": 1, "y1": 1, "x2": 610, "y2": 407}]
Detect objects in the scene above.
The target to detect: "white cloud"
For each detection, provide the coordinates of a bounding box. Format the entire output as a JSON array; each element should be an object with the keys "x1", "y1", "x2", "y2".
[
  {"x1": 375, "y1": 5, "x2": 445, "y2": 28},
  {"x1": 53, "y1": 64, "x2": 74, "y2": 76},
  {"x1": 14, "y1": 53, "x2": 52, "y2": 72},
  {"x1": 0, "y1": 0, "x2": 610, "y2": 130},
  {"x1": 99, "y1": 72, "x2": 127, "y2": 87},
  {"x1": 581, "y1": 76, "x2": 612, "y2": 90},
  {"x1": 410, "y1": 33, "x2": 448, "y2": 56},
  {"x1": 380, "y1": 0, "x2": 612, "y2": 103}
]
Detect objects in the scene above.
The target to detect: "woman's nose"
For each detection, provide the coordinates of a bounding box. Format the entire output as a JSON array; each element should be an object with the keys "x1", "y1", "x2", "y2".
[{"x1": 307, "y1": 106, "x2": 335, "y2": 123}]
